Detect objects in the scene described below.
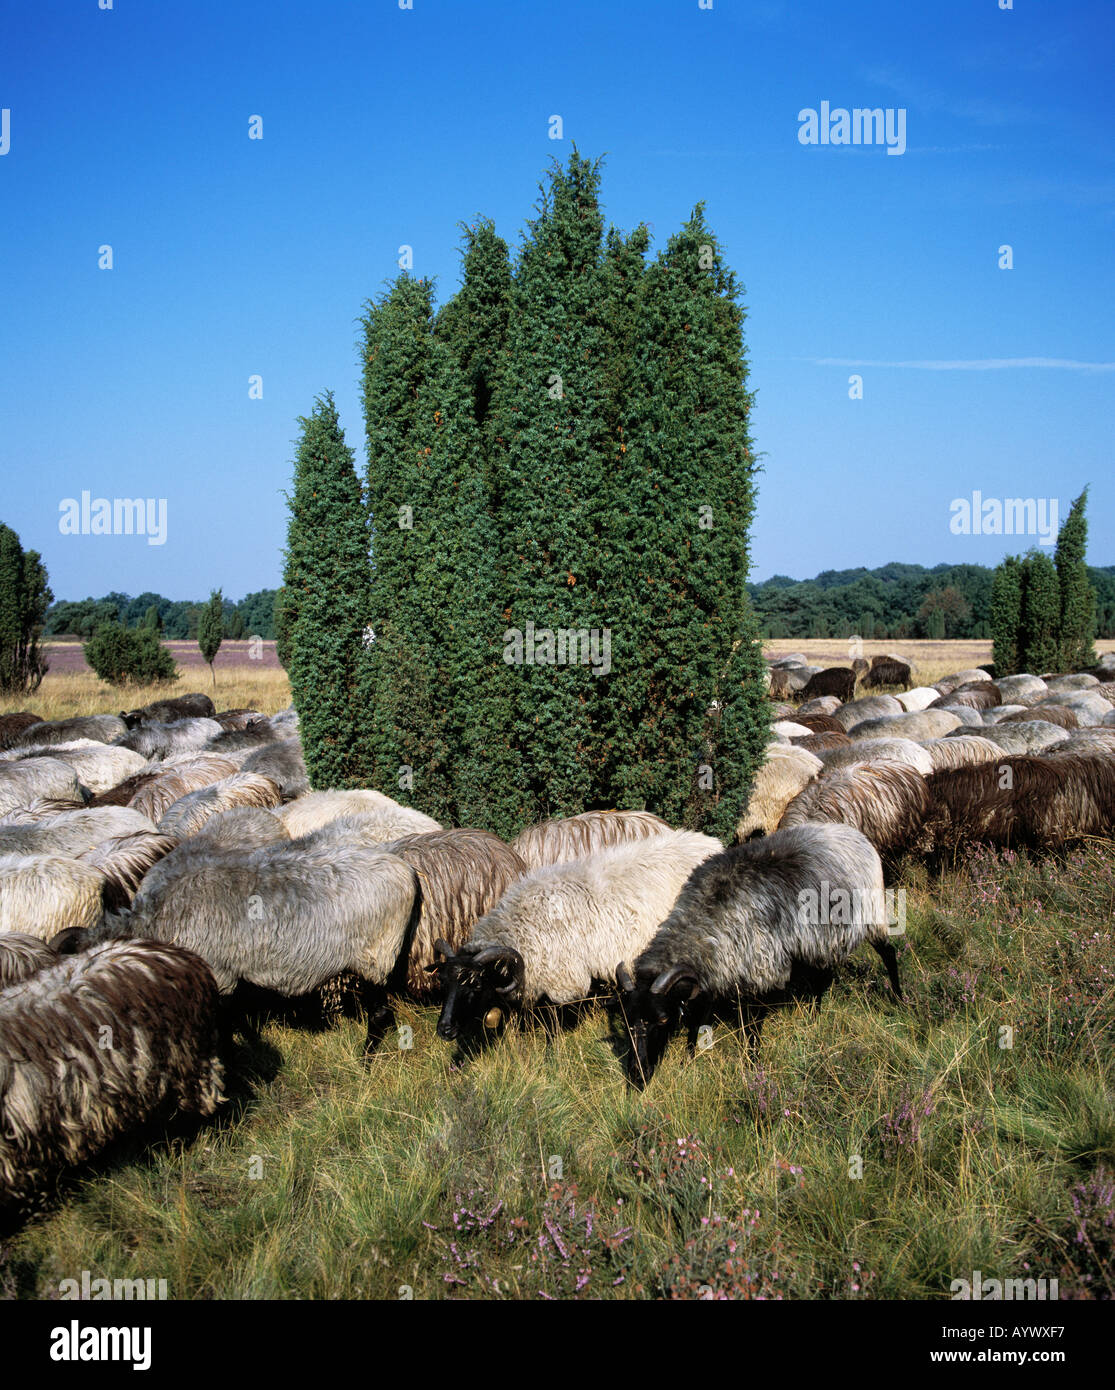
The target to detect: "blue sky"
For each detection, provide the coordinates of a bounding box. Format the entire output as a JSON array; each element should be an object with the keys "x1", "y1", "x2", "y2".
[{"x1": 1, "y1": 0, "x2": 1112, "y2": 601}]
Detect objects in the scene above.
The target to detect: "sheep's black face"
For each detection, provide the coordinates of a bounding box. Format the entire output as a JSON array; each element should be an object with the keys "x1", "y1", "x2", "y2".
[
  {"x1": 432, "y1": 943, "x2": 525, "y2": 1042},
  {"x1": 616, "y1": 963, "x2": 702, "y2": 1087}
]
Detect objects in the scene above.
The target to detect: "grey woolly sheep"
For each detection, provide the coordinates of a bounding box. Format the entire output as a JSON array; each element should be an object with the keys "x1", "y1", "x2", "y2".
[
  {"x1": 895, "y1": 688, "x2": 941, "y2": 713},
  {"x1": 0, "y1": 806, "x2": 156, "y2": 860},
  {"x1": 981, "y1": 705, "x2": 1030, "y2": 724},
  {"x1": 30, "y1": 743, "x2": 147, "y2": 796},
  {"x1": 300, "y1": 806, "x2": 444, "y2": 849},
  {"x1": 211, "y1": 708, "x2": 265, "y2": 731},
  {"x1": 180, "y1": 806, "x2": 289, "y2": 851},
  {"x1": 932, "y1": 704, "x2": 985, "y2": 728},
  {"x1": 277, "y1": 789, "x2": 402, "y2": 838},
  {"x1": 850, "y1": 710, "x2": 963, "y2": 742},
  {"x1": 240, "y1": 739, "x2": 309, "y2": 800},
  {"x1": 796, "y1": 696, "x2": 843, "y2": 717},
  {"x1": 1042, "y1": 691, "x2": 1112, "y2": 727},
  {"x1": 119, "y1": 693, "x2": 216, "y2": 728},
  {"x1": 0, "y1": 796, "x2": 87, "y2": 826},
  {"x1": 969, "y1": 720, "x2": 1069, "y2": 755},
  {"x1": 831, "y1": 695, "x2": 904, "y2": 732},
  {"x1": 379, "y1": 828, "x2": 528, "y2": 998},
  {"x1": 933, "y1": 670, "x2": 992, "y2": 696},
  {"x1": 1000, "y1": 705, "x2": 1079, "y2": 730},
  {"x1": 77, "y1": 831, "x2": 179, "y2": 905},
  {"x1": 0, "y1": 939, "x2": 225, "y2": 1212},
  {"x1": 778, "y1": 760, "x2": 930, "y2": 856},
  {"x1": 88, "y1": 770, "x2": 164, "y2": 808},
  {"x1": 127, "y1": 758, "x2": 242, "y2": 823},
  {"x1": 10, "y1": 715, "x2": 125, "y2": 748},
  {"x1": 155, "y1": 773, "x2": 283, "y2": 839},
  {"x1": 68, "y1": 839, "x2": 419, "y2": 1054},
  {"x1": 205, "y1": 721, "x2": 281, "y2": 754},
  {"x1": 433, "y1": 829, "x2": 724, "y2": 1041},
  {"x1": 116, "y1": 718, "x2": 223, "y2": 761},
  {"x1": 616, "y1": 823, "x2": 900, "y2": 1084},
  {"x1": 0, "y1": 759, "x2": 84, "y2": 818},
  {"x1": 993, "y1": 674, "x2": 1047, "y2": 705},
  {"x1": 1046, "y1": 673, "x2": 1100, "y2": 694},
  {"x1": 0, "y1": 853, "x2": 108, "y2": 938},
  {"x1": 734, "y1": 747, "x2": 823, "y2": 842},
  {"x1": 818, "y1": 738, "x2": 934, "y2": 776},
  {"x1": 0, "y1": 932, "x2": 60, "y2": 990},
  {"x1": 792, "y1": 731, "x2": 852, "y2": 756},
  {"x1": 511, "y1": 809, "x2": 674, "y2": 871},
  {"x1": 920, "y1": 735, "x2": 1003, "y2": 773}
]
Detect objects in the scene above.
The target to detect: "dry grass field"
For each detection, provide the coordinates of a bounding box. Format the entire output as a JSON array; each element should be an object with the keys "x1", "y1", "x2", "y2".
[{"x1": 0, "y1": 643, "x2": 292, "y2": 720}]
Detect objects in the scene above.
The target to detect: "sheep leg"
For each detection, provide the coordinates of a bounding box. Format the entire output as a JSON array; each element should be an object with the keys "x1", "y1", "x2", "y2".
[
  {"x1": 870, "y1": 938, "x2": 903, "y2": 999},
  {"x1": 360, "y1": 981, "x2": 394, "y2": 1055}
]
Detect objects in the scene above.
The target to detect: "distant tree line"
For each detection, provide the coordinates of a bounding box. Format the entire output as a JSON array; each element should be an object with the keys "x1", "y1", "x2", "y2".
[
  {"x1": 44, "y1": 588, "x2": 279, "y2": 641},
  {"x1": 747, "y1": 560, "x2": 1115, "y2": 642}
]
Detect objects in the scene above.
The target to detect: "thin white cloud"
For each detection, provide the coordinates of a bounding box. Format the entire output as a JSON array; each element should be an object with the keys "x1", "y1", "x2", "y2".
[{"x1": 809, "y1": 357, "x2": 1115, "y2": 373}]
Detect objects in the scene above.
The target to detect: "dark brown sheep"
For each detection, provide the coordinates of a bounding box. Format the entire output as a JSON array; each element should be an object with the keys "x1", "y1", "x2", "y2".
[
  {"x1": 792, "y1": 713, "x2": 847, "y2": 735},
  {"x1": 791, "y1": 731, "x2": 853, "y2": 755},
  {"x1": 1000, "y1": 705, "x2": 1079, "y2": 730},
  {"x1": 863, "y1": 657, "x2": 911, "y2": 690},
  {"x1": 381, "y1": 828, "x2": 528, "y2": 998},
  {"x1": 0, "y1": 713, "x2": 44, "y2": 750},
  {"x1": 923, "y1": 753, "x2": 1115, "y2": 852},
  {"x1": 795, "y1": 667, "x2": 857, "y2": 705},
  {"x1": 88, "y1": 770, "x2": 164, "y2": 808}
]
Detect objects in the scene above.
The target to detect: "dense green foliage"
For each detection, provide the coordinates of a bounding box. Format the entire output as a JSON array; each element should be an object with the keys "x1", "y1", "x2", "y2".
[
  {"x1": 283, "y1": 392, "x2": 376, "y2": 789},
  {"x1": 197, "y1": 589, "x2": 224, "y2": 683},
  {"x1": 1056, "y1": 489, "x2": 1097, "y2": 670},
  {"x1": 45, "y1": 589, "x2": 281, "y2": 640},
  {"x1": 83, "y1": 621, "x2": 179, "y2": 686},
  {"x1": 990, "y1": 490, "x2": 1099, "y2": 676},
  {"x1": 0, "y1": 522, "x2": 52, "y2": 694},
  {"x1": 990, "y1": 555, "x2": 1023, "y2": 676},
  {"x1": 358, "y1": 152, "x2": 768, "y2": 838}
]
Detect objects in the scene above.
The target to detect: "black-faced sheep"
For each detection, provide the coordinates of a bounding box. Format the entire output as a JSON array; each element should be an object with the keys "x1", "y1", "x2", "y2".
[
  {"x1": 0, "y1": 939, "x2": 225, "y2": 1212},
  {"x1": 778, "y1": 760, "x2": 930, "y2": 857},
  {"x1": 510, "y1": 809, "x2": 673, "y2": 871},
  {"x1": 432, "y1": 830, "x2": 723, "y2": 1042},
  {"x1": 616, "y1": 823, "x2": 900, "y2": 1084},
  {"x1": 380, "y1": 829, "x2": 528, "y2": 998}
]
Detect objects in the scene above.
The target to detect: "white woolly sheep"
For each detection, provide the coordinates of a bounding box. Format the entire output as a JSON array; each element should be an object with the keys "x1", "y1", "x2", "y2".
[
  {"x1": 433, "y1": 829, "x2": 724, "y2": 1040},
  {"x1": 276, "y1": 789, "x2": 402, "y2": 838},
  {"x1": 830, "y1": 695, "x2": 905, "y2": 732},
  {"x1": 734, "y1": 746, "x2": 823, "y2": 841},
  {"x1": 0, "y1": 759, "x2": 84, "y2": 818},
  {"x1": 511, "y1": 809, "x2": 674, "y2": 871},
  {"x1": 818, "y1": 737, "x2": 934, "y2": 776},
  {"x1": 155, "y1": 773, "x2": 283, "y2": 839},
  {"x1": 0, "y1": 853, "x2": 108, "y2": 938}
]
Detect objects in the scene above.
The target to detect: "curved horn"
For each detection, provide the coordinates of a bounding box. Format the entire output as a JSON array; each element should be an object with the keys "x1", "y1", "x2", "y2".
[
  {"x1": 615, "y1": 961, "x2": 636, "y2": 994},
  {"x1": 432, "y1": 938, "x2": 454, "y2": 962},
  {"x1": 649, "y1": 965, "x2": 701, "y2": 1001},
  {"x1": 473, "y1": 945, "x2": 525, "y2": 998}
]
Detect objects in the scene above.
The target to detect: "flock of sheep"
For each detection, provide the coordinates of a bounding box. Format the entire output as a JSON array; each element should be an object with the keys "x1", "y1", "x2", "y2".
[{"x1": 1, "y1": 647, "x2": 1113, "y2": 1215}]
